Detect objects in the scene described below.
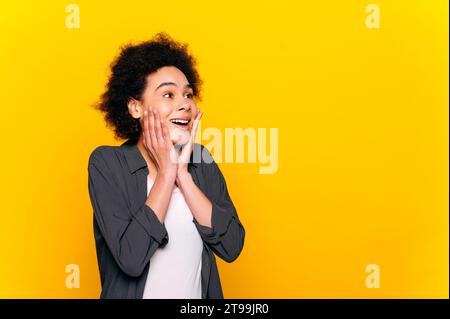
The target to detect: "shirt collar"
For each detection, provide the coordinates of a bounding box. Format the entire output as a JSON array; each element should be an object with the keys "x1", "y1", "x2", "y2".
[{"x1": 120, "y1": 139, "x2": 199, "y2": 174}]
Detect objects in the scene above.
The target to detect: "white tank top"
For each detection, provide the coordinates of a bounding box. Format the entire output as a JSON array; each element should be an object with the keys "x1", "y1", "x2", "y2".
[{"x1": 142, "y1": 174, "x2": 203, "y2": 299}]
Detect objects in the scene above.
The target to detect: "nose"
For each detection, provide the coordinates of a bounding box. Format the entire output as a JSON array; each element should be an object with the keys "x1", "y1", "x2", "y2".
[{"x1": 177, "y1": 101, "x2": 191, "y2": 112}]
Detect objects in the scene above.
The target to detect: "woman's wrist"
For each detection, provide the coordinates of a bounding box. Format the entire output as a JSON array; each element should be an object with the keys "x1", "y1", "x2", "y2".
[
  {"x1": 176, "y1": 170, "x2": 193, "y2": 190},
  {"x1": 156, "y1": 169, "x2": 177, "y2": 184}
]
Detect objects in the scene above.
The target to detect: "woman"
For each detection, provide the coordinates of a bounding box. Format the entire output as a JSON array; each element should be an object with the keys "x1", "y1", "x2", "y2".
[{"x1": 87, "y1": 32, "x2": 245, "y2": 299}]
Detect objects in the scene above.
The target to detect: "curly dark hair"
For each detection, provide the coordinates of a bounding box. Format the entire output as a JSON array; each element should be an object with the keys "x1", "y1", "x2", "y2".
[{"x1": 94, "y1": 32, "x2": 203, "y2": 142}]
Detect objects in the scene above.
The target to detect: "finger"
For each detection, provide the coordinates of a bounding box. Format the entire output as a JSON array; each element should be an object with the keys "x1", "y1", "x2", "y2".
[
  {"x1": 181, "y1": 111, "x2": 202, "y2": 153},
  {"x1": 142, "y1": 110, "x2": 150, "y2": 147},
  {"x1": 142, "y1": 113, "x2": 147, "y2": 146},
  {"x1": 178, "y1": 112, "x2": 202, "y2": 163},
  {"x1": 190, "y1": 111, "x2": 203, "y2": 142},
  {"x1": 194, "y1": 111, "x2": 203, "y2": 129},
  {"x1": 143, "y1": 110, "x2": 155, "y2": 154},
  {"x1": 161, "y1": 118, "x2": 172, "y2": 144},
  {"x1": 148, "y1": 108, "x2": 158, "y2": 147},
  {"x1": 154, "y1": 110, "x2": 165, "y2": 145}
]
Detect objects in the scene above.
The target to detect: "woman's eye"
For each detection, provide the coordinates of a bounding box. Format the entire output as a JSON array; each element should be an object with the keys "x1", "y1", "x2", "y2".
[{"x1": 163, "y1": 92, "x2": 193, "y2": 98}]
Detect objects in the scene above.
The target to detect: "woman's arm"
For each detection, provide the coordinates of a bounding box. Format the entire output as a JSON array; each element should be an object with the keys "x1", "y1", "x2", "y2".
[
  {"x1": 88, "y1": 148, "x2": 170, "y2": 278},
  {"x1": 177, "y1": 172, "x2": 213, "y2": 228},
  {"x1": 175, "y1": 112, "x2": 245, "y2": 262},
  {"x1": 178, "y1": 146, "x2": 246, "y2": 263},
  {"x1": 146, "y1": 172, "x2": 176, "y2": 224},
  {"x1": 142, "y1": 108, "x2": 179, "y2": 224}
]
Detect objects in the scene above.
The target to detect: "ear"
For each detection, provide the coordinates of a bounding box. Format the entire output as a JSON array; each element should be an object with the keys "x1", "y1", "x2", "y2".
[{"x1": 127, "y1": 97, "x2": 143, "y2": 119}]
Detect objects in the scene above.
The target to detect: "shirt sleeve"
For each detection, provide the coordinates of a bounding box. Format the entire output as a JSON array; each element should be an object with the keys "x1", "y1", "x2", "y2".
[
  {"x1": 88, "y1": 149, "x2": 169, "y2": 277},
  {"x1": 192, "y1": 145, "x2": 246, "y2": 263}
]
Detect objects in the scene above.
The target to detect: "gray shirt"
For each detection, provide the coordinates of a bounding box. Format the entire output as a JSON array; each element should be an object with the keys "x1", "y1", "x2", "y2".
[{"x1": 87, "y1": 139, "x2": 245, "y2": 299}]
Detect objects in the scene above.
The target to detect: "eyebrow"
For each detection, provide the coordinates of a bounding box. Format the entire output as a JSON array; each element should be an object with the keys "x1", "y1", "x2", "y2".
[{"x1": 155, "y1": 82, "x2": 193, "y2": 92}]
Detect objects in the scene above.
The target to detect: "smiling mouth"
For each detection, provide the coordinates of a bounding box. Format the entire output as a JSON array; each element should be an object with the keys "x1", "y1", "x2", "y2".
[{"x1": 169, "y1": 118, "x2": 191, "y2": 130}]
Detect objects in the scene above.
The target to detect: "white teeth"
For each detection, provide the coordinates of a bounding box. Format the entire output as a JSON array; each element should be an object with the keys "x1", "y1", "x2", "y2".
[{"x1": 170, "y1": 119, "x2": 189, "y2": 125}]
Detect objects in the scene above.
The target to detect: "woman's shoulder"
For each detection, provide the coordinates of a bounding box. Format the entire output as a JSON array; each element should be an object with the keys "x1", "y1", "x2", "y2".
[
  {"x1": 87, "y1": 141, "x2": 140, "y2": 178},
  {"x1": 88, "y1": 139, "x2": 145, "y2": 176},
  {"x1": 88, "y1": 144, "x2": 122, "y2": 166}
]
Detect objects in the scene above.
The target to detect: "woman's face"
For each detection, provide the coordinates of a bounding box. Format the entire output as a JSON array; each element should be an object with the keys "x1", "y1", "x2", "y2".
[{"x1": 132, "y1": 66, "x2": 199, "y2": 146}]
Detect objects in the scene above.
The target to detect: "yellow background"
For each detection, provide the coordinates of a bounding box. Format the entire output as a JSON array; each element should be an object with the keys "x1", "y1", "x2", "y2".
[{"x1": 0, "y1": 0, "x2": 448, "y2": 298}]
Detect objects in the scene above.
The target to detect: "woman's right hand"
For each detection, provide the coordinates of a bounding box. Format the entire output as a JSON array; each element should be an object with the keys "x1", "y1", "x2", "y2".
[{"x1": 141, "y1": 108, "x2": 178, "y2": 181}]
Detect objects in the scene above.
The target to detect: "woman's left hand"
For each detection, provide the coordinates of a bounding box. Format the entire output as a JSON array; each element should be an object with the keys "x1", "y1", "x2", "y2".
[{"x1": 176, "y1": 110, "x2": 203, "y2": 181}]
